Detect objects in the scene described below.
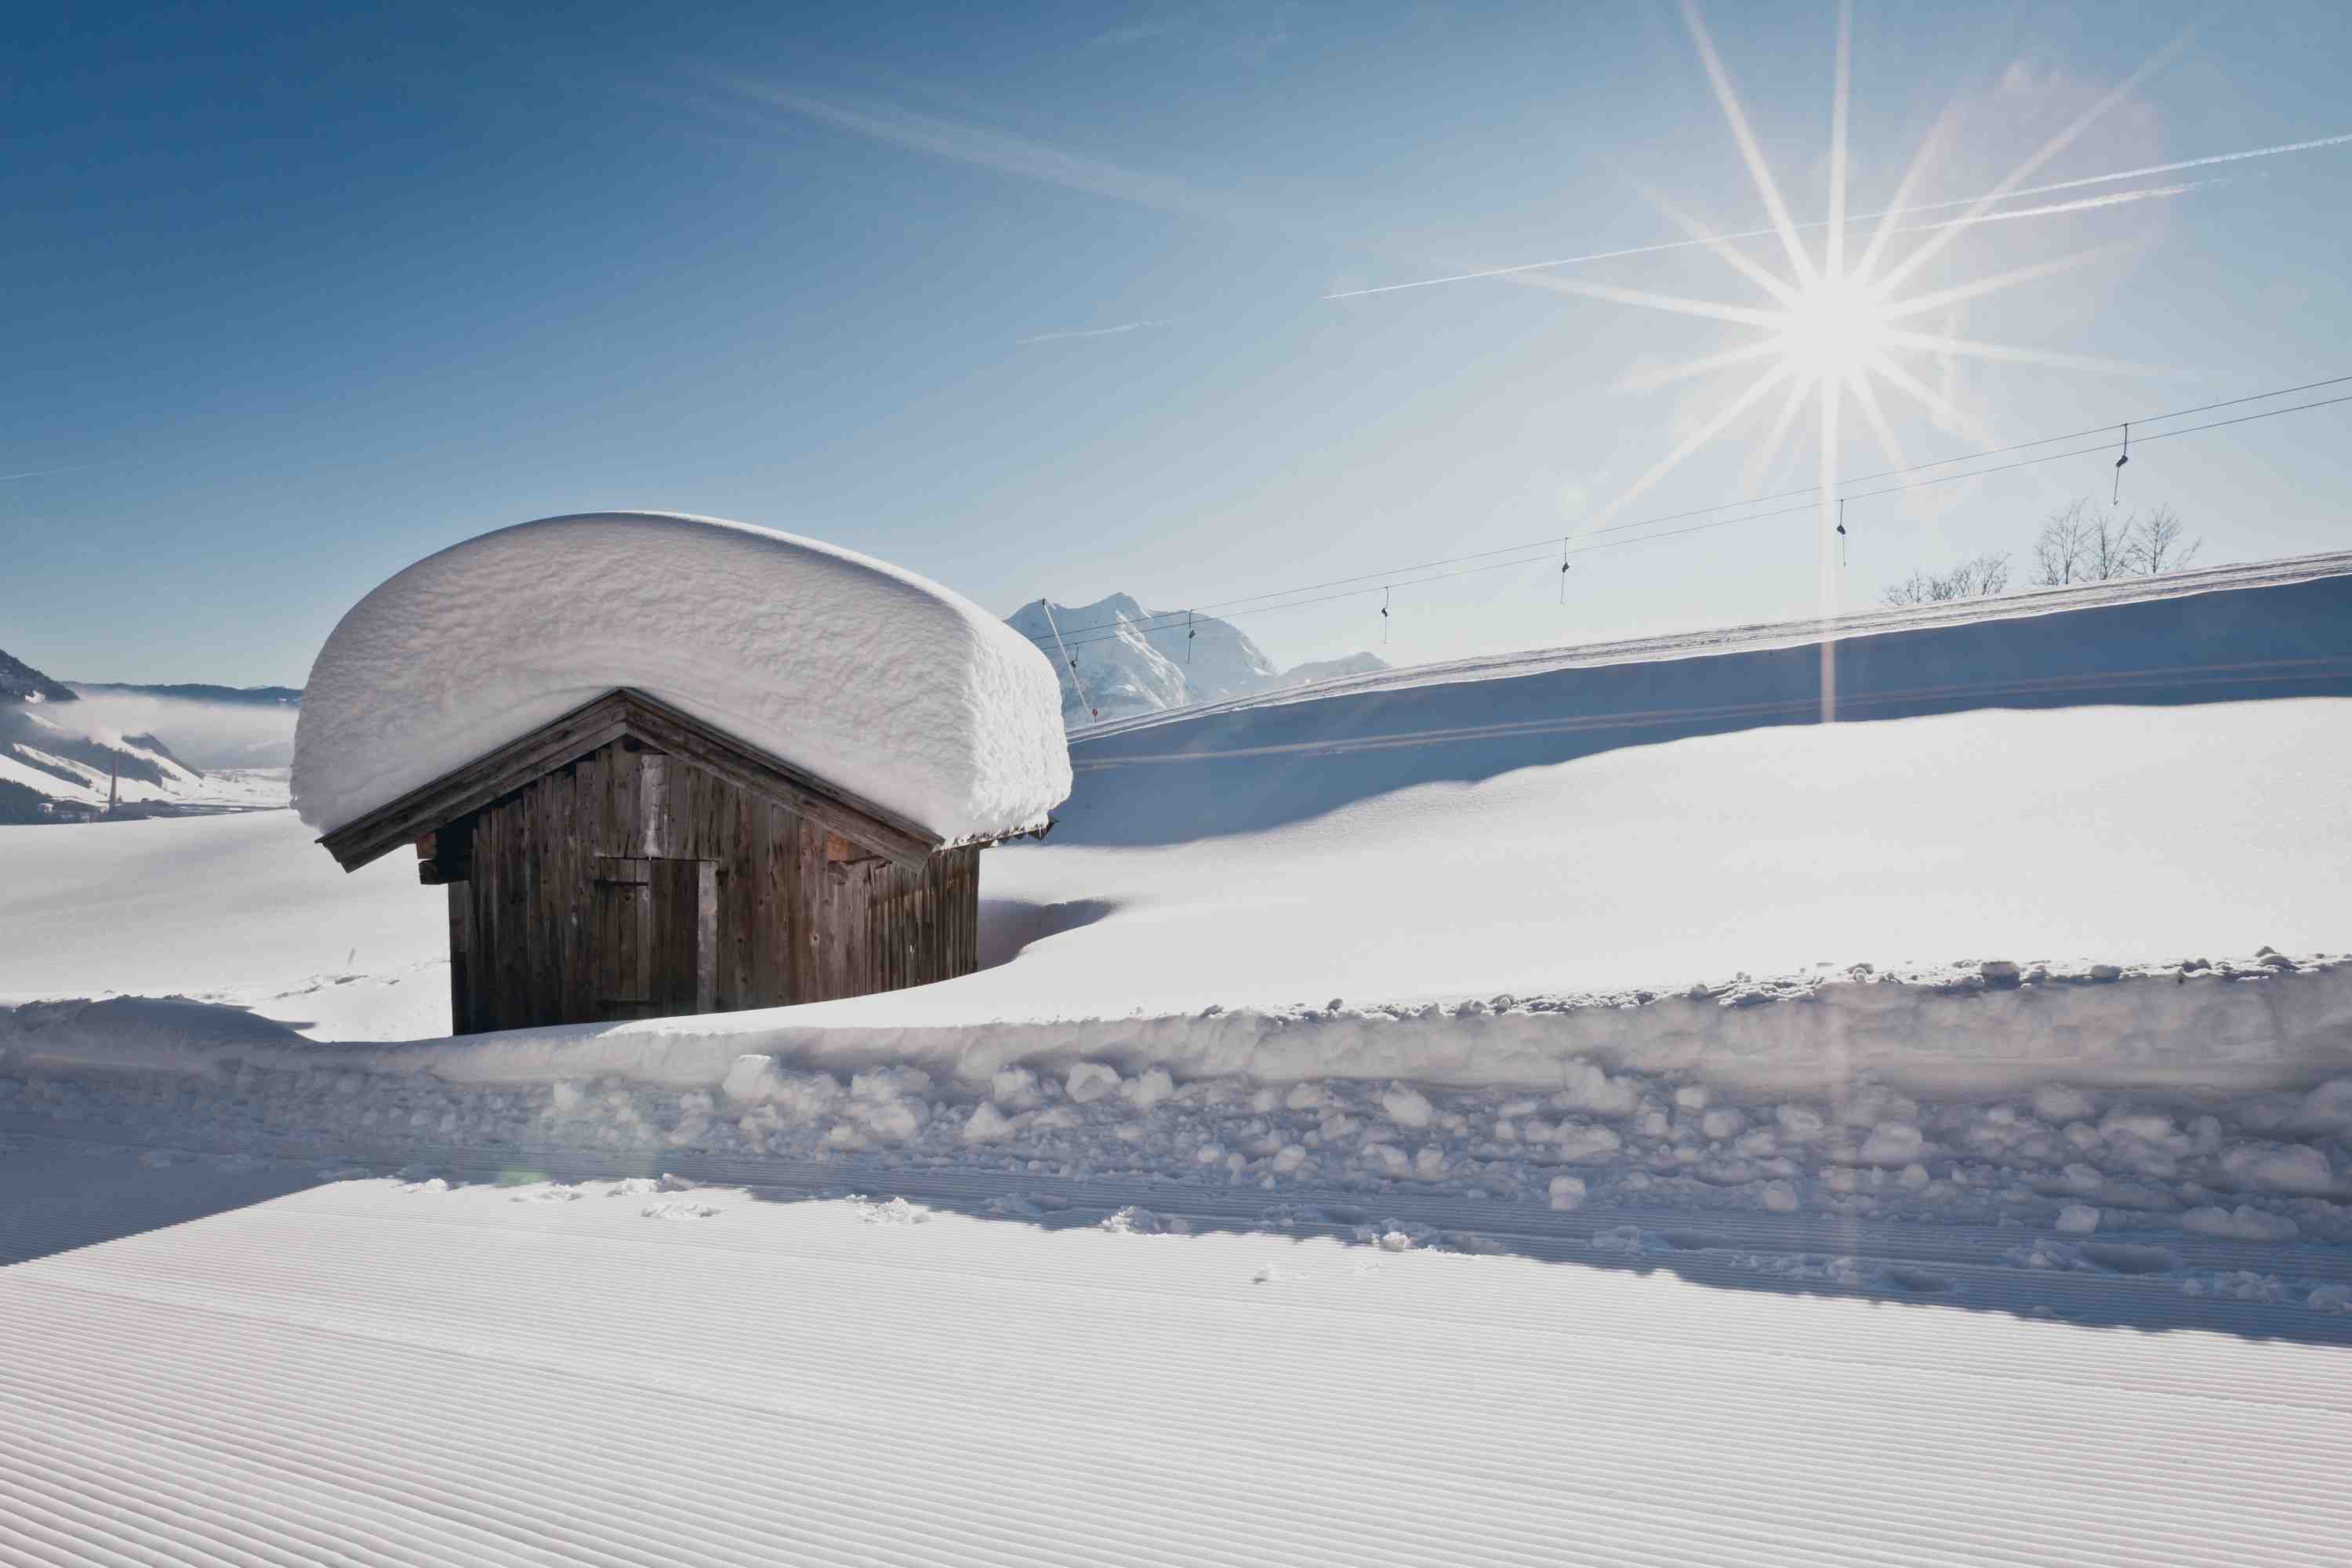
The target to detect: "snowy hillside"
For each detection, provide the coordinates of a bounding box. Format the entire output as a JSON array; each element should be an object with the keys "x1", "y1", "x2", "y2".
[
  {"x1": 1007, "y1": 593, "x2": 1386, "y2": 724},
  {"x1": 0, "y1": 648, "x2": 76, "y2": 704},
  {"x1": 0, "y1": 648, "x2": 288, "y2": 822}
]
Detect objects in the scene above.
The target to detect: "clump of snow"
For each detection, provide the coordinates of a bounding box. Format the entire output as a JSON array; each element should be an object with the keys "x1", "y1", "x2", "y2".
[
  {"x1": 2220, "y1": 1142, "x2": 2336, "y2": 1194},
  {"x1": 963, "y1": 1102, "x2": 1020, "y2": 1142},
  {"x1": 292, "y1": 513, "x2": 1071, "y2": 843},
  {"x1": 1066, "y1": 1062, "x2": 1120, "y2": 1104},
  {"x1": 2055, "y1": 1203, "x2": 2100, "y2": 1234},
  {"x1": 2179, "y1": 1204, "x2": 2300, "y2": 1241}
]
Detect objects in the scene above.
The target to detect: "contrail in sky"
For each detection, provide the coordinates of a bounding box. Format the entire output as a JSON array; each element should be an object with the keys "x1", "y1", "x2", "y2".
[
  {"x1": 1322, "y1": 132, "x2": 2348, "y2": 302},
  {"x1": 1016, "y1": 319, "x2": 1179, "y2": 345},
  {"x1": 1882, "y1": 179, "x2": 2211, "y2": 235}
]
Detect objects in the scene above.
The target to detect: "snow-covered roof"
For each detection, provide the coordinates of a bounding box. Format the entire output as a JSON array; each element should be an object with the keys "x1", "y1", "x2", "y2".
[{"x1": 292, "y1": 513, "x2": 1071, "y2": 844}]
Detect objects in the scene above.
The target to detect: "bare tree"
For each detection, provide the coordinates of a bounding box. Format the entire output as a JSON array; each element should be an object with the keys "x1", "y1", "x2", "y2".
[
  {"x1": 2131, "y1": 503, "x2": 2201, "y2": 575},
  {"x1": 1880, "y1": 551, "x2": 2013, "y2": 607},
  {"x1": 2086, "y1": 506, "x2": 2138, "y2": 580},
  {"x1": 2031, "y1": 499, "x2": 2092, "y2": 586}
]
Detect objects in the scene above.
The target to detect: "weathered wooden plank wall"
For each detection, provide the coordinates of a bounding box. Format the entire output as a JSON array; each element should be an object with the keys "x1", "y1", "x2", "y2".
[{"x1": 443, "y1": 738, "x2": 985, "y2": 1033}]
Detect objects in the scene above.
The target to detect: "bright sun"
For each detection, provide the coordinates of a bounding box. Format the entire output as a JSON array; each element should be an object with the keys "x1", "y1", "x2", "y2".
[
  {"x1": 1775, "y1": 274, "x2": 1895, "y2": 383},
  {"x1": 1540, "y1": 0, "x2": 2152, "y2": 569}
]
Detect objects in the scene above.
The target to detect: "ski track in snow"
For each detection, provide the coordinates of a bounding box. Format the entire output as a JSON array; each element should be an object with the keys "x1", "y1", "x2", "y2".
[{"x1": 4, "y1": 1142, "x2": 2352, "y2": 1568}]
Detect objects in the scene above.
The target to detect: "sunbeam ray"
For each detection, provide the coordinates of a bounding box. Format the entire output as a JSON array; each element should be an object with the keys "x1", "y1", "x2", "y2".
[
  {"x1": 1590, "y1": 361, "x2": 1800, "y2": 526},
  {"x1": 1846, "y1": 367, "x2": 1917, "y2": 509},
  {"x1": 1681, "y1": 0, "x2": 1820, "y2": 288},
  {"x1": 1635, "y1": 183, "x2": 1806, "y2": 308},
  {"x1": 1508, "y1": 273, "x2": 1786, "y2": 328},
  {"x1": 1740, "y1": 370, "x2": 1819, "y2": 498},
  {"x1": 1852, "y1": 103, "x2": 1964, "y2": 287},
  {"x1": 1881, "y1": 328, "x2": 2155, "y2": 376},
  {"x1": 1826, "y1": 0, "x2": 1854, "y2": 281},
  {"x1": 1621, "y1": 337, "x2": 1788, "y2": 393},
  {"x1": 1877, "y1": 240, "x2": 2139, "y2": 322},
  {"x1": 1865, "y1": 349, "x2": 2003, "y2": 451}
]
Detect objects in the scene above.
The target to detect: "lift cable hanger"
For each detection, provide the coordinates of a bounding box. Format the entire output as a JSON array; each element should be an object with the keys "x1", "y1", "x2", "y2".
[
  {"x1": 2114, "y1": 423, "x2": 2131, "y2": 506},
  {"x1": 1036, "y1": 599, "x2": 1100, "y2": 722}
]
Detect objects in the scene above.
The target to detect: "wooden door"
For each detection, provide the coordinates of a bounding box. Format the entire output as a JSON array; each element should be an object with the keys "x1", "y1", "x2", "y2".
[{"x1": 593, "y1": 857, "x2": 716, "y2": 1021}]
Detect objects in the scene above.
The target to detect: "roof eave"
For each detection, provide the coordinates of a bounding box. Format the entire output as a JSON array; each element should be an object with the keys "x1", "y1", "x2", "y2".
[{"x1": 316, "y1": 688, "x2": 945, "y2": 874}]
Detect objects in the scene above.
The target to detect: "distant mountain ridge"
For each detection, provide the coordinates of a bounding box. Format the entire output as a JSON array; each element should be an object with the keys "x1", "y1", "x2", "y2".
[
  {"x1": 69, "y1": 681, "x2": 301, "y2": 706},
  {"x1": 1005, "y1": 595, "x2": 1387, "y2": 726}
]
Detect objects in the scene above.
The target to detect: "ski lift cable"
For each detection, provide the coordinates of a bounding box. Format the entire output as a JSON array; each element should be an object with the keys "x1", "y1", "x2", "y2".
[
  {"x1": 1036, "y1": 599, "x2": 1101, "y2": 722},
  {"x1": 1016, "y1": 372, "x2": 2352, "y2": 653},
  {"x1": 1032, "y1": 390, "x2": 2352, "y2": 654}
]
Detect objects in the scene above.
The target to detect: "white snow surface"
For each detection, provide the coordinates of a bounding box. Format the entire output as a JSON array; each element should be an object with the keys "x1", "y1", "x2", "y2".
[
  {"x1": 10, "y1": 1158, "x2": 2352, "y2": 1568},
  {"x1": 0, "y1": 811, "x2": 446, "y2": 1040},
  {"x1": 292, "y1": 512, "x2": 1071, "y2": 842}
]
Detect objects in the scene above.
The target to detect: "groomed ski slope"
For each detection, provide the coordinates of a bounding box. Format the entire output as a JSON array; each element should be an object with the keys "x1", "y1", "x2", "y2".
[{"x1": 3, "y1": 1142, "x2": 2351, "y2": 1568}]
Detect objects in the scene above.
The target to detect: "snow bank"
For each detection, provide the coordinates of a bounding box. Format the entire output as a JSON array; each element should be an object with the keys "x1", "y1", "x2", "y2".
[
  {"x1": 9, "y1": 951, "x2": 2347, "y2": 1099},
  {"x1": 293, "y1": 513, "x2": 1070, "y2": 843},
  {"x1": 8, "y1": 958, "x2": 2351, "y2": 1243}
]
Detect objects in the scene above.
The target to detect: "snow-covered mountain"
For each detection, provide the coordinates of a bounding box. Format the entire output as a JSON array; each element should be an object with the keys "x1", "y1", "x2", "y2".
[
  {"x1": 1005, "y1": 594, "x2": 1386, "y2": 724},
  {"x1": 0, "y1": 648, "x2": 76, "y2": 705},
  {"x1": 0, "y1": 647, "x2": 287, "y2": 822}
]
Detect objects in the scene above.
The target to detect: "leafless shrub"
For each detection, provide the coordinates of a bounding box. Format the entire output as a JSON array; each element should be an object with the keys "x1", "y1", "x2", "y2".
[{"x1": 1881, "y1": 551, "x2": 2013, "y2": 607}]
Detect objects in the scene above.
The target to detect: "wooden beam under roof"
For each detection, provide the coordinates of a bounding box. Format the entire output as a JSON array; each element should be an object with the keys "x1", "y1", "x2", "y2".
[{"x1": 317, "y1": 687, "x2": 942, "y2": 874}]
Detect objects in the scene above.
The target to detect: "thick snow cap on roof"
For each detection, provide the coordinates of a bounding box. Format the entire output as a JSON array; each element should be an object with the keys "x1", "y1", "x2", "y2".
[{"x1": 293, "y1": 513, "x2": 1072, "y2": 844}]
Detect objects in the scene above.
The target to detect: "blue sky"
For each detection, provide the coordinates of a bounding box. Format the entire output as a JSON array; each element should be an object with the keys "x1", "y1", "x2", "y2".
[{"x1": 6, "y1": 1, "x2": 2350, "y2": 685}]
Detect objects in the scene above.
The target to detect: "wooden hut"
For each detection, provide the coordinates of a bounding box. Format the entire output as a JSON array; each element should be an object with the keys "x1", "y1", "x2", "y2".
[{"x1": 318, "y1": 687, "x2": 1022, "y2": 1033}]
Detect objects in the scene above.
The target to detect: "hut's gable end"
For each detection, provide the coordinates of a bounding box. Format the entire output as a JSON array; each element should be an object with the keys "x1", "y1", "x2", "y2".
[
  {"x1": 318, "y1": 688, "x2": 940, "y2": 877},
  {"x1": 439, "y1": 736, "x2": 979, "y2": 1033}
]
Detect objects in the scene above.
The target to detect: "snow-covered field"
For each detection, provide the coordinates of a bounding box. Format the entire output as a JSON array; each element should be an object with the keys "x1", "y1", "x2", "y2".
[
  {"x1": 0, "y1": 808, "x2": 445, "y2": 1040},
  {"x1": 5, "y1": 562, "x2": 2352, "y2": 1563}
]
